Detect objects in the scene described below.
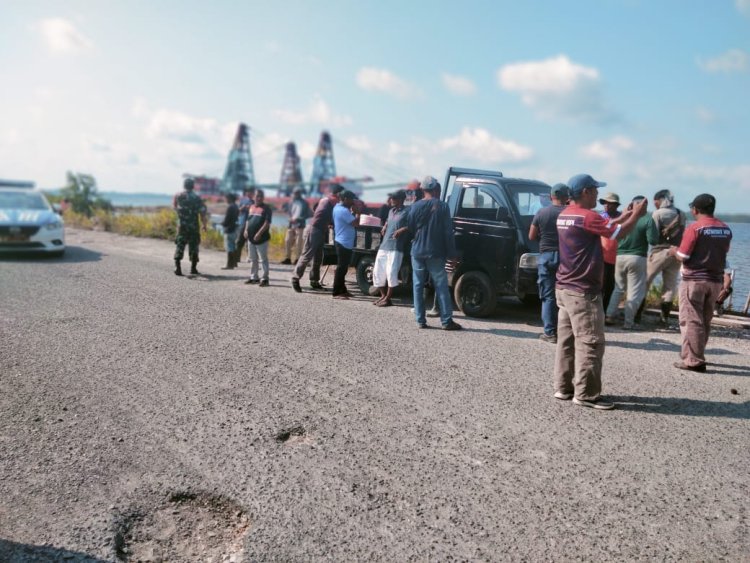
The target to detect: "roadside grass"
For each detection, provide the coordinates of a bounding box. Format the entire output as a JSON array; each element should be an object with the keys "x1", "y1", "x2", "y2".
[{"x1": 63, "y1": 209, "x2": 287, "y2": 260}]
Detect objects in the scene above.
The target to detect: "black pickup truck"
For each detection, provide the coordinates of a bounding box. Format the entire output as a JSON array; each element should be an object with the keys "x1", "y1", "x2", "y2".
[{"x1": 323, "y1": 167, "x2": 551, "y2": 317}]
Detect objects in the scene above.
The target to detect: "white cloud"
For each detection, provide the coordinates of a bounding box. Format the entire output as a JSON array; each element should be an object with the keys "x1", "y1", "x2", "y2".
[
  {"x1": 146, "y1": 109, "x2": 219, "y2": 145},
  {"x1": 441, "y1": 73, "x2": 477, "y2": 96},
  {"x1": 695, "y1": 106, "x2": 717, "y2": 124},
  {"x1": 697, "y1": 49, "x2": 748, "y2": 73},
  {"x1": 580, "y1": 135, "x2": 635, "y2": 160},
  {"x1": 355, "y1": 67, "x2": 417, "y2": 99},
  {"x1": 273, "y1": 97, "x2": 352, "y2": 127},
  {"x1": 736, "y1": 0, "x2": 750, "y2": 15},
  {"x1": 37, "y1": 18, "x2": 93, "y2": 53},
  {"x1": 497, "y1": 55, "x2": 615, "y2": 123},
  {"x1": 343, "y1": 135, "x2": 373, "y2": 153},
  {"x1": 438, "y1": 127, "x2": 533, "y2": 163}
]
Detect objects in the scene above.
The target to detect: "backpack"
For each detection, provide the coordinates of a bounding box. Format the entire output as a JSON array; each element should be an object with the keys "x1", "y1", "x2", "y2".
[{"x1": 661, "y1": 209, "x2": 685, "y2": 243}]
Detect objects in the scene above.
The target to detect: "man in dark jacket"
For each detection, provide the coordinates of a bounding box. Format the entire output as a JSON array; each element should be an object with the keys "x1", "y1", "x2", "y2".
[
  {"x1": 406, "y1": 176, "x2": 461, "y2": 331},
  {"x1": 221, "y1": 192, "x2": 240, "y2": 270}
]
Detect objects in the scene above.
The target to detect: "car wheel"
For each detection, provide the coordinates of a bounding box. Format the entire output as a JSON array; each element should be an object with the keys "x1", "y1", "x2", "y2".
[
  {"x1": 454, "y1": 270, "x2": 495, "y2": 317},
  {"x1": 356, "y1": 256, "x2": 375, "y2": 295}
]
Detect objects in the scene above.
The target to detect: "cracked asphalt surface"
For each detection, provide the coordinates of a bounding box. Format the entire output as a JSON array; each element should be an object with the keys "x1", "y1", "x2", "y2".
[{"x1": 1, "y1": 228, "x2": 749, "y2": 561}]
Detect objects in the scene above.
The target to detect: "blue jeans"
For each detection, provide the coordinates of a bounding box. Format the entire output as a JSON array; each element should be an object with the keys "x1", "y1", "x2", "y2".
[
  {"x1": 412, "y1": 256, "x2": 453, "y2": 326},
  {"x1": 537, "y1": 251, "x2": 559, "y2": 336}
]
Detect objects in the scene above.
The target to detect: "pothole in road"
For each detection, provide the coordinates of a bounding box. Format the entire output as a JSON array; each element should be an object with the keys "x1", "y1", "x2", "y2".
[
  {"x1": 114, "y1": 491, "x2": 250, "y2": 562},
  {"x1": 275, "y1": 425, "x2": 311, "y2": 445}
]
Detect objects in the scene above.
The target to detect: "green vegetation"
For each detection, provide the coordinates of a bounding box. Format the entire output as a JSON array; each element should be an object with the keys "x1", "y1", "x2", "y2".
[
  {"x1": 53, "y1": 172, "x2": 113, "y2": 217},
  {"x1": 63, "y1": 209, "x2": 286, "y2": 259}
]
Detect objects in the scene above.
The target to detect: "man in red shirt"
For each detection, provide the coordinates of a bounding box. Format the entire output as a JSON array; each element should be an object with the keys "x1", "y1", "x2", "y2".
[
  {"x1": 554, "y1": 174, "x2": 646, "y2": 410},
  {"x1": 669, "y1": 194, "x2": 732, "y2": 372}
]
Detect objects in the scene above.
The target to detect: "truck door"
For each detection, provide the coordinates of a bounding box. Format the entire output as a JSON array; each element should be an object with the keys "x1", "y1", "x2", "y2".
[{"x1": 452, "y1": 182, "x2": 517, "y2": 292}]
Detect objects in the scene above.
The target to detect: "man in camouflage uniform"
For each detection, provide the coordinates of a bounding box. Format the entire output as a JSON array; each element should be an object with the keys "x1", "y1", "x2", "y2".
[{"x1": 173, "y1": 177, "x2": 208, "y2": 276}]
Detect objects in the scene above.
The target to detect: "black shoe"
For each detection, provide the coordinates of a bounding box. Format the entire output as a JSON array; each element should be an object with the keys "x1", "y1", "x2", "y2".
[
  {"x1": 280, "y1": 258, "x2": 292, "y2": 265},
  {"x1": 190, "y1": 260, "x2": 199, "y2": 275},
  {"x1": 174, "y1": 261, "x2": 183, "y2": 276},
  {"x1": 442, "y1": 320, "x2": 463, "y2": 331},
  {"x1": 291, "y1": 278, "x2": 302, "y2": 293},
  {"x1": 245, "y1": 279, "x2": 259, "y2": 285},
  {"x1": 418, "y1": 322, "x2": 429, "y2": 329},
  {"x1": 310, "y1": 281, "x2": 326, "y2": 290},
  {"x1": 259, "y1": 279, "x2": 269, "y2": 287},
  {"x1": 673, "y1": 361, "x2": 706, "y2": 373}
]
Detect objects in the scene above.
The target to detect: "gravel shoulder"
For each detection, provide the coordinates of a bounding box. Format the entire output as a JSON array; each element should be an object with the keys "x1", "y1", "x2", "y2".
[{"x1": 1, "y1": 228, "x2": 748, "y2": 561}]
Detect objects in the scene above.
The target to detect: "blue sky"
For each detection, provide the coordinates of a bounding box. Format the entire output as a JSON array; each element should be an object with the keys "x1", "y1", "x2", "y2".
[{"x1": 1, "y1": 0, "x2": 748, "y2": 212}]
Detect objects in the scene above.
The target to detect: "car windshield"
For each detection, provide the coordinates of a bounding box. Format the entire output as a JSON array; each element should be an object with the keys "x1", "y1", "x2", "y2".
[{"x1": 0, "y1": 191, "x2": 50, "y2": 210}]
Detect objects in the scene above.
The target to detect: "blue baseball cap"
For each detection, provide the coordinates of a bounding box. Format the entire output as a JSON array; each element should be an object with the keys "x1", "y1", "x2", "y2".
[{"x1": 568, "y1": 174, "x2": 607, "y2": 198}]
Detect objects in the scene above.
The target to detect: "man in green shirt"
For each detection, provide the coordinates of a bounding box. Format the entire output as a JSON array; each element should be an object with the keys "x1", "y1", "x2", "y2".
[{"x1": 605, "y1": 196, "x2": 653, "y2": 329}]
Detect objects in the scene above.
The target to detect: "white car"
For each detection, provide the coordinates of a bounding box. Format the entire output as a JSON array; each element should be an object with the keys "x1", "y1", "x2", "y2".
[{"x1": 0, "y1": 186, "x2": 65, "y2": 256}]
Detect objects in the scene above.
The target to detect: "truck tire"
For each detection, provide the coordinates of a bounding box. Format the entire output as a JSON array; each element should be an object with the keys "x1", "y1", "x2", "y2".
[
  {"x1": 356, "y1": 256, "x2": 375, "y2": 295},
  {"x1": 454, "y1": 271, "x2": 495, "y2": 318}
]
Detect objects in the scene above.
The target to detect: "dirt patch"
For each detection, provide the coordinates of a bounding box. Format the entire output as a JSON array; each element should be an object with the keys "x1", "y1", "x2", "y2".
[
  {"x1": 114, "y1": 491, "x2": 250, "y2": 562},
  {"x1": 275, "y1": 425, "x2": 312, "y2": 445}
]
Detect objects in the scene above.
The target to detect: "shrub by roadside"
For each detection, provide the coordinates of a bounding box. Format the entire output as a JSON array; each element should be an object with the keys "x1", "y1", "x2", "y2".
[{"x1": 63, "y1": 209, "x2": 286, "y2": 260}]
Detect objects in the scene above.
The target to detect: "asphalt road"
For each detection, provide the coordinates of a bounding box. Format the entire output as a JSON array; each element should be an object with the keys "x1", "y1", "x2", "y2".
[{"x1": 1, "y1": 228, "x2": 749, "y2": 562}]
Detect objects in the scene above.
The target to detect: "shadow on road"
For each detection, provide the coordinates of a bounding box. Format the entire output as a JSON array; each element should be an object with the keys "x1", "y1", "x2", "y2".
[
  {"x1": 707, "y1": 363, "x2": 750, "y2": 376},
  {"x1": 0, "y1": 538, "x2": 107, "y2": 562},
  {"x1": 610, "y1": 395, "x2": 750, "y2": 419},
  {"x1": 0, "y1": 246, "x2": 103, "y2": 264}
]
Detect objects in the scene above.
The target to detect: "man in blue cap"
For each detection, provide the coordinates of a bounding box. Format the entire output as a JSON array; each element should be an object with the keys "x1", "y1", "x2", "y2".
[{"x1": 553, "y1": 174, "x2": 646, "y2": 410}]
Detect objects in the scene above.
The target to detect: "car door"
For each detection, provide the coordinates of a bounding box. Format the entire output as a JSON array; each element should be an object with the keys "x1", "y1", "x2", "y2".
[{"x1": 451, "y1": 181, "x2": 518, "y2": 291}]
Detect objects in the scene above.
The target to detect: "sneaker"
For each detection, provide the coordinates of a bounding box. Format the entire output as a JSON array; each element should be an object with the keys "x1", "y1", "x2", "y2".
[
  {"x1": 310, "y1": 281, "x2": 326, "y2": 290},
  {"x1": 673, "y1": 361, "x2": 706, "y2": 373},
  {"x1": 604, "y1": 316, "x2": 617, "y2": 326},
  {"x1": 291, "y1": 278, "x2": 302, "y2": 293},
  {"x1": 554, "y1": 392, "x2": 573, "y2": 400},
  {"x1": 426, "y1": 309, "x2": 440, "y2": 318},
  {"x1": 244, "y1": 279, "x2": 260, "y2": 285},
  {"x1": 539, "y1": 333, "x2": 557, "y2": 343},
  {"x1": 418, "y1": 322, "x2": 429, "y2": 329},
  {"x1": 572, "y1": 397, "x2": 615, "y2": 410},
  {"x1": 280, "y1": 258, "x2": 292, "y2": 265},
  {"x1": 442, "y1": 320, "x2": 463, "y2": 331},
  {"x1": 259, "y1": 279, "x2": 269, "y2": 287}
]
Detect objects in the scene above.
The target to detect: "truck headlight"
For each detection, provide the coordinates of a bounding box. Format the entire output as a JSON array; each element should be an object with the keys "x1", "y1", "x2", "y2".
[{"x1": 519, "y1": 253, "x2": 538, "y2": 269}]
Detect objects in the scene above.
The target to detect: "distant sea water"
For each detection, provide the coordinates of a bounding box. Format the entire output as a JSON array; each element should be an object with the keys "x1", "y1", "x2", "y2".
[
  {"x1": 95, "y1": 192, "x2": 750, "y2": 308},
  {"x1": 101, "y1": 191, "x2": 173, "y2": 208}
]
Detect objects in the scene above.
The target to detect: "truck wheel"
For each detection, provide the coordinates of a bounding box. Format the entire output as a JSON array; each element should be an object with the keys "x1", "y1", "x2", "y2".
[
  {"x1": 356, "y1": 256, "x2": 375, "y2": 295},
  {"x1": 454, "y1": 271, "x2": 495, "y2": 317}
]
